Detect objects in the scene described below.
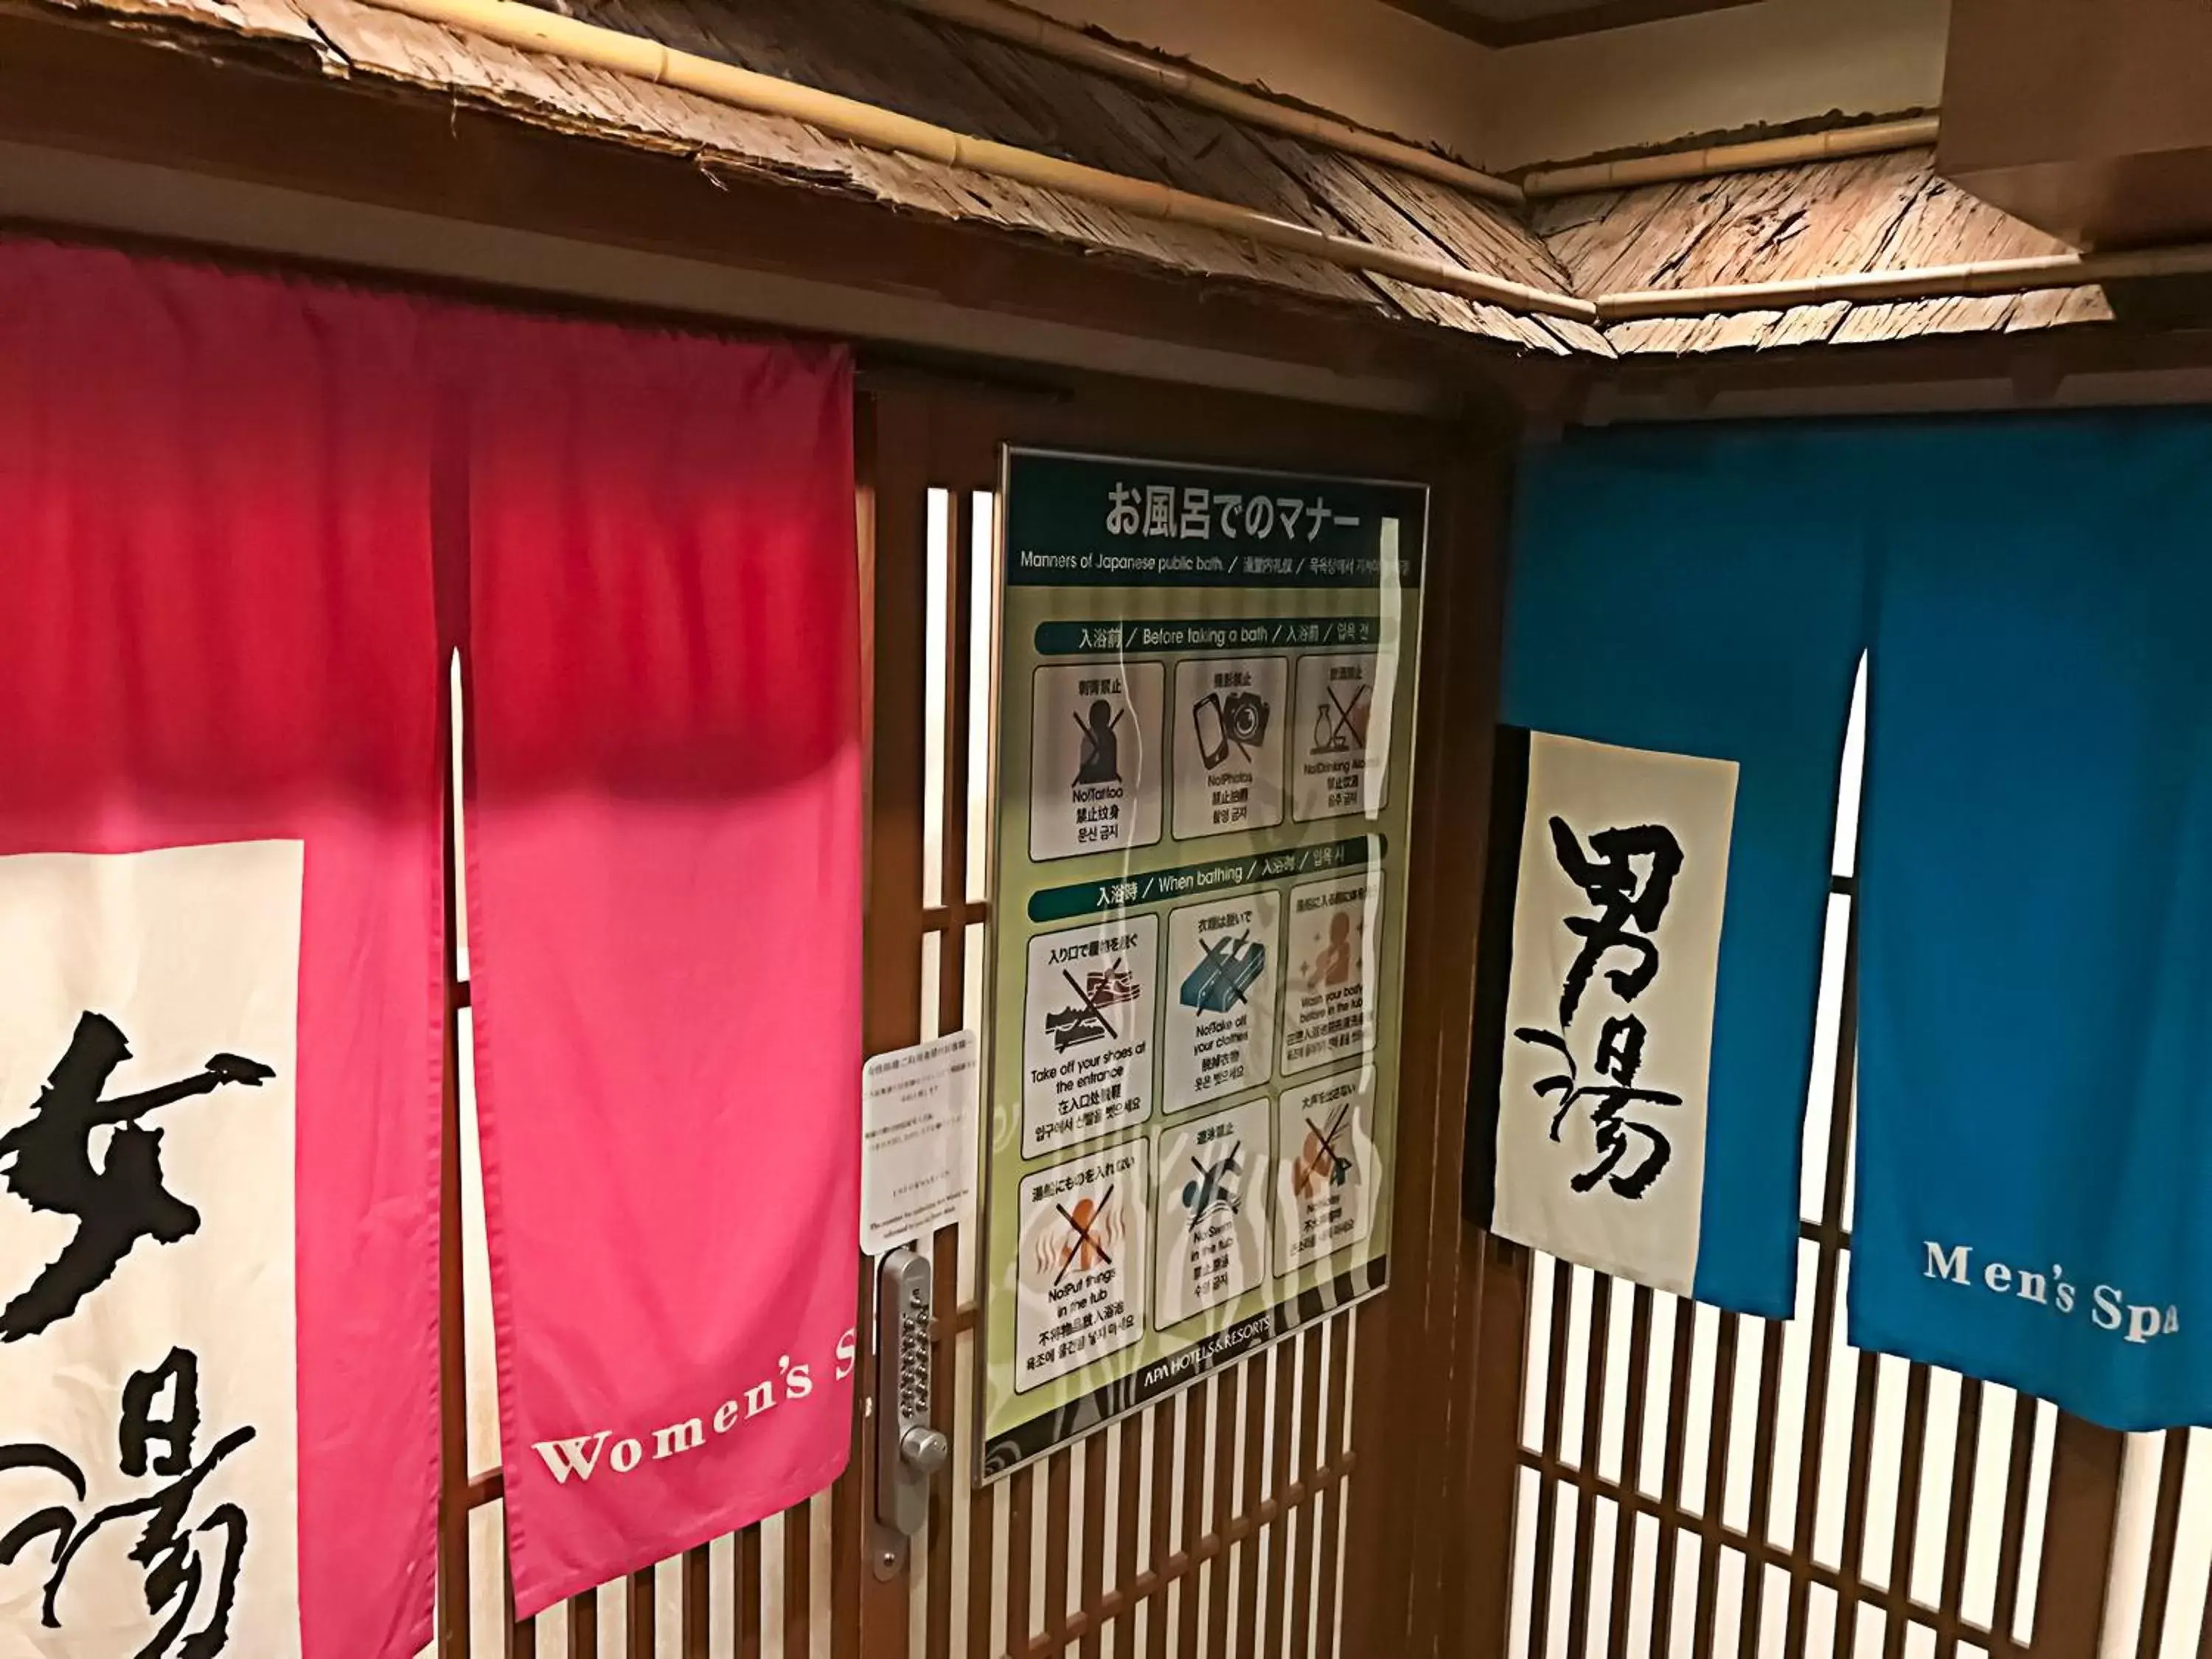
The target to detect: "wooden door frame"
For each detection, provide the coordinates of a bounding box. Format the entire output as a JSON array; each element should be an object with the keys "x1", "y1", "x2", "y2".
[{"x1": 853, "y1": 361, "x2": 1522, "y2": 1659}]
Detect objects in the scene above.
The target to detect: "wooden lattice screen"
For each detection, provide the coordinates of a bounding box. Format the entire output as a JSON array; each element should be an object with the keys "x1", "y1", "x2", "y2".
[
  {"x1": 1473, "y1": 665, "x2": 2141, "y2": 1659},
  {"x1": 422, "y1": 371, "x2": 1496, "y2": 1659},
  {"x1": 417, "y1": 362, "x2": 2212, "y2": 1659}
]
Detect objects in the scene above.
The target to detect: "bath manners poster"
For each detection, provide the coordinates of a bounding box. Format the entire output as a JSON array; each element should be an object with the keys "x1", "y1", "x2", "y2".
[{"x1": 975, "y1": 448, "x2": 1426, "y2": 1475}]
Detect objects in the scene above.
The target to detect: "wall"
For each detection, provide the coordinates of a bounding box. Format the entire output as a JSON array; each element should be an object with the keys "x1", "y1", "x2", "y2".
[
  {"x1": 1023, "y1": 0, "x2": 1950, "y2": 173},
  {"x1": 1016, "y1": 0, "x2": 1497, "y2": 164},
  {"x1": 1486, "y1": 0, "x2": 1951, "y2": 170}
]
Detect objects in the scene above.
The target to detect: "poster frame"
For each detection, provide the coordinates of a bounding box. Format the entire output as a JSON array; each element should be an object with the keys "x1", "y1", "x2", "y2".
[{"x1": 971, "y1": 442, "x2": 1430, "y2": 1483}]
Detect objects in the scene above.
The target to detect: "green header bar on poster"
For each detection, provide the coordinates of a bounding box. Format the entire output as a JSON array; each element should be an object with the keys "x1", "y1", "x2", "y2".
[
  {"x1": 1026, "y1": 836, "x2": 1382, "y2": 924},
  {"x1": 1004, "y1": 450, "x2": 1425, "y2": 590},
  {"x1": 1033, "y1": 616, "x2": 1384, "y2": 656}
]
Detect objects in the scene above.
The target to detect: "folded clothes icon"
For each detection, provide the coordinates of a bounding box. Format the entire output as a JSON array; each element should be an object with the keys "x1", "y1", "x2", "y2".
[{"x1": 1180, "y1": 932, "x2": 1265, "y2": 1014}]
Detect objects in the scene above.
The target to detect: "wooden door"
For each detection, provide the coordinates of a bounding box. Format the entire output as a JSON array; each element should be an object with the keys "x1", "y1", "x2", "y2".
[
  {"x1": 425, "y1": 361, "x2": 1513, "y2": 1659},
  {"x1": 846, "y1": 369, "x2": 1514, "y2": 1659}
]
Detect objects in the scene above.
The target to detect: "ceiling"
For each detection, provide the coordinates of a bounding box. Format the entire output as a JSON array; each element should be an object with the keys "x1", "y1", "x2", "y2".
[{"x1": 1379, "y1": 0, "x2": 1762, "y2": 46}]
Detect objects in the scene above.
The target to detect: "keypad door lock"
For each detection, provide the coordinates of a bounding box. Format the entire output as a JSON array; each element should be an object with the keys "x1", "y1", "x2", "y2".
[{"x1": 872, "y1": 1248, "x2": 948, "y2": 1579}]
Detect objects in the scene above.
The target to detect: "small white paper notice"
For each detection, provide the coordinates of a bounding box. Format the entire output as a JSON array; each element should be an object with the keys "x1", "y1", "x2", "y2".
[{"x1": 862, "y1": 1030, "x2": 981, "y2": 1255}]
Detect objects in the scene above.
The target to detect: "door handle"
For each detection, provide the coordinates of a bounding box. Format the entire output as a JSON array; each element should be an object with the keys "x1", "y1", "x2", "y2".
[{"x1": 872, "y1": 1247, "x2": 947, "y2": 1578}]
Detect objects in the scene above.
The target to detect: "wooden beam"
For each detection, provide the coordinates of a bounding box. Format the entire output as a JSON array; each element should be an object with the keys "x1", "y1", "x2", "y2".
[
  {"x1": 5, "y1": 1, "x2": 2208, "y2": 426},
  {"x1": 0, "y1": 6, "x2": 1495, "y2": 403},
  {"x1": 1589, "y1": 319, "x2": 2212, "y2": 417}
]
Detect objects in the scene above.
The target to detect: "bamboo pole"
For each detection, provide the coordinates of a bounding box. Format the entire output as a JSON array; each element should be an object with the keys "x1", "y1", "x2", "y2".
[
  {"x1": 1594, "y1": 241, "x2": 2212, "y2": 321},
  {"x1": 358, "y1": 0, "x2": 1594, "y2": 320},
  {"x1": 340, "y1": 0, "x2": 2209, "y2": 335},
  {"x1": 1520, "y1": 115, "x2": 1941, "y2": 200},
  {"x1": 889, "y1": 0, "x2": 1523, "y2": 206}
]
